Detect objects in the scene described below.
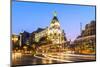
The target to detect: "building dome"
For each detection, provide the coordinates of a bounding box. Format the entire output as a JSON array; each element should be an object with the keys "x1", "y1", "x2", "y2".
[{"x1": 50, "y1": 11, "x2": 60, "y2": 29}]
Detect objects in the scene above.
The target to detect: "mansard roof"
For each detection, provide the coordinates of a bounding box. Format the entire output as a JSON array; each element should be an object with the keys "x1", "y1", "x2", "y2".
[{"x1": 34, "y1": 28, "x2": 45, "y2": 33}]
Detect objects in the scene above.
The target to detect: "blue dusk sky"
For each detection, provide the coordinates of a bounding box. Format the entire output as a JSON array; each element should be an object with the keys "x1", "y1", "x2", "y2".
[{"x1": 12, "y1": 1, "x2": 96, "y2": 41}]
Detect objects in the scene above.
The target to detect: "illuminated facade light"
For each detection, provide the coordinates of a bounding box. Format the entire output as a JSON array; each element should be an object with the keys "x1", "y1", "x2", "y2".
[{"x1": 34, "y1": 12, "x2": 67, "y2": 44}]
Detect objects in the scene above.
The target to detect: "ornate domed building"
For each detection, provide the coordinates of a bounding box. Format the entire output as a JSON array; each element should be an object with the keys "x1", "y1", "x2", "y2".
[
  {"x1": 33, "y1": 12, "x2": 68, "y2": 53},
  {"x1": 34, "y1": 12, "x2": 67, "y2": 45}
]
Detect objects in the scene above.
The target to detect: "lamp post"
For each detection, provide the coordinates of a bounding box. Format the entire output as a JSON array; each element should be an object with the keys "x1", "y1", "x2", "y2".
[
  {"x1": 23, "y1": 46, "x2": 27, "y2": 54},
  {"x1": 19, "y1": 34, "x2": 22, "y2": 47}
]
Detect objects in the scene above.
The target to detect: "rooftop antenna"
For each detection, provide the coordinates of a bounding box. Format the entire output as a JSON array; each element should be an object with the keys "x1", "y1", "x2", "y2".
[
  {"x1": 80, "y1": 22, "x2": 82, "y2": 34},
  {"x1": 80, "y1": 22, "x2": 82, "y2": 49}
]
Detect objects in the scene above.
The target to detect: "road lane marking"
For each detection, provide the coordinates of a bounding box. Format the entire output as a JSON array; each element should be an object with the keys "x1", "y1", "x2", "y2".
[{"x1": 34, "y1": 55, "x2": 73, "y2": 62}]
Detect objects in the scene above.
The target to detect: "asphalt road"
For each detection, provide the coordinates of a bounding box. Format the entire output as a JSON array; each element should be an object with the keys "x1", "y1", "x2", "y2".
[{"x1": 12, "y1": 53, "x2": 96, "y2": 66}]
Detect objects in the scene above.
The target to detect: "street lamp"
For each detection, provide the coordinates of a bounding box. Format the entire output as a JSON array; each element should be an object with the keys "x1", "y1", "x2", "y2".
[{"x1": 23, "y1": 46, "x2": 27, "y2": 53}]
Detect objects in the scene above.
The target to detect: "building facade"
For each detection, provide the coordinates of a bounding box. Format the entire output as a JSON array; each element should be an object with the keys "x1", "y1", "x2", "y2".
[
  {"x1": 12, "y1": 34, "x2": 20, "y2": 50},
  {"x1": 12, "y1": 12, "x2": 68, "y2": 53},
  {"x1": 74, "y1": 20, "x2": 96, "y2": 54},
  {"x1": 34, "y1": 12, "x2": 67, "y2": 44}
]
